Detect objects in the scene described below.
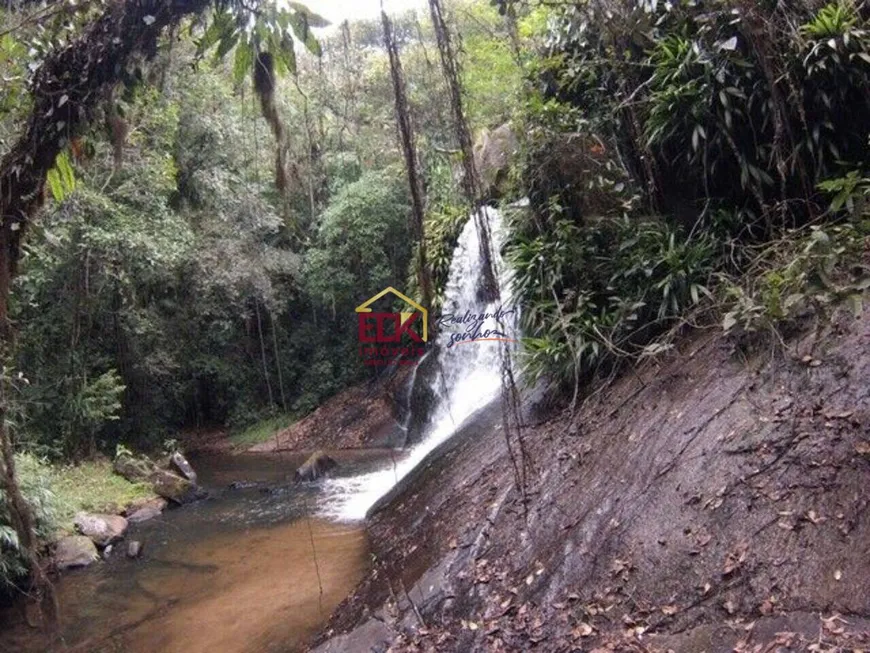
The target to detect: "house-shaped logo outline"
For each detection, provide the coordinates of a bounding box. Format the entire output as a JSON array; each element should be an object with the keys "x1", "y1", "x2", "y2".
[{"x1": 355, "y1": 287, "x2": 428, "y2": 342}]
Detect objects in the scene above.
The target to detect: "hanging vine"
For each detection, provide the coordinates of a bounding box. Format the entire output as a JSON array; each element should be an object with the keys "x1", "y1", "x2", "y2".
[
  {"x1": 381, "y1": 9, "x2": 434, "y2": 317},
  {"x1": 426, "y1": 0, "x2": 530, "y2": 508}
]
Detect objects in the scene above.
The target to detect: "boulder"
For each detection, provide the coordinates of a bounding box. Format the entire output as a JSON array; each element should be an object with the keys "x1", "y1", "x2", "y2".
[
  {"x1": 127, "y1": 541, "x2": 142, "y2": 559},
  {"x1": 169, "y1": 451, "x2": 198, "y2": 484},
  {"x1": 74, "y1": 513, "x2": 128, "y2": 548},
  {"x1": 473, "y1": 123, "x2": 519, "y2": 200},
  {"x1": 55, "y1": 535, "x2": 99, "y2": 570},
  {"x1": 125, "y1": 497, "x2": 168, "y2": 523},
  {"x1": 151, "y1": 469, "x2": 199, "y2": 504},
  {"x1": 113, "y1": 453, "x2": 157, "y2": 484},
  {"x1": 114, "y1": 451, "x2": 204, "y2": 505},
  {"x1": 294, "y1": 451, "x2": 339, "y2": 482}
]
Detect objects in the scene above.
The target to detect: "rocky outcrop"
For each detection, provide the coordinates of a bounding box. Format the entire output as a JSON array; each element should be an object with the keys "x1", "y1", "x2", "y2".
[
  {"x1": 125, "y1": 497, "x2": 167, "y2": 523},
  {"x1": 73, "y1": 513, "x2": 128, "y2": 548},
  {"x1": 249, "y1": 366, "x2": 413, "y2": 453},
  {"x1": 294, "y1": 451, "x2": 339, "y2": 482},
  {"x1": 112, "y1": 453, "x2": 155, "y2": 484},
  {"x1": 473, "y1": 123, "x2": 518, "y2": 201},
  {"x1": 54, "y1": 535, "x2": 99, "y2": 569},
  {"x1": 113, "y1": 451, "x2": 202, "y2": 504},
  {"x1": 151, "y1": 469, "x2": 199, "y2": 504},
  {"x1": 313, "y1": 309, "x2": 870, "y2": 652},
  {"x1": 169, "y1": 451, "x2": 198, "y2": 484}
]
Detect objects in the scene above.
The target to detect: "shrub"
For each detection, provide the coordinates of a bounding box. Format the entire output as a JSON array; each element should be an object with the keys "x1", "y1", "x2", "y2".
[{"x1": 0, "y1": 454, "x2": 57, "y2": 590}]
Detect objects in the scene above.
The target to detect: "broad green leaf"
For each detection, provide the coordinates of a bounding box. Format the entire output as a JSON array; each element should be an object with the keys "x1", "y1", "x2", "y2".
[
  {"x1": 287, "y1": 2, "x2": 330, "y2": 28},
  {"x1": 46, "y1": 168, "x2": 64, "y2": 202},
  {"x1": 233, "y1": 41, "x2": 253, "y2": 85},
  {"x1": 289, "y1": 13, "x2": 322, "y2": 57}
]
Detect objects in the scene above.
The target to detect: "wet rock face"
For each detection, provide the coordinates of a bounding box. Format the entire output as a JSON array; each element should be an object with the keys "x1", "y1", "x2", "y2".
[
  {"x1": 404, "y1": 349, "x2": 442, "y2": 447},
  {"x1": 294, "y1": 451, "x2": 339, "y2": 482},
  {"x1": 55, "y1": 535, "x2": 99, "y2": 569},
  {"x1": 74, "y1": 513, "x2": 128, "y2": 548}
]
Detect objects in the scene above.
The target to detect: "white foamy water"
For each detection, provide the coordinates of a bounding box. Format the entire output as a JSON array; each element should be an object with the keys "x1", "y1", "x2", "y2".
[{"x1": 319, "y1": 206, "x2": 517, "y2": 521}]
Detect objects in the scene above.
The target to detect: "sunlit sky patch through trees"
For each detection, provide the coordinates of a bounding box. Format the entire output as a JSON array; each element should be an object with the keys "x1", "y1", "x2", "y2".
[{"x1": 309, "y1": 0, "x2": 428, "y2": 26}]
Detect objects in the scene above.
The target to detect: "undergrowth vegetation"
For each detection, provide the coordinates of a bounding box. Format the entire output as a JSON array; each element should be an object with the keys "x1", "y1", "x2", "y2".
[
  {"x1": 0, "y1": 455, "x2": 55, "y2": 589},
  {"x1": 511, "y1": 0, "x2": 870, "y2": 397}
]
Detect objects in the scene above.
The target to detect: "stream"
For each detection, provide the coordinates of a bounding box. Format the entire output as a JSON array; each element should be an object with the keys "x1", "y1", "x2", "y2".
[
  {"x1": 2, "y1": 451, "x2": 390, "y2": 653},
  {"x1": 2, "y1": 207, "x2": 517, "y2": 652}
]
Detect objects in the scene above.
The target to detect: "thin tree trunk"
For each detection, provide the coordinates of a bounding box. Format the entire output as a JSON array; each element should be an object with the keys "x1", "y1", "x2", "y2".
[
  {"x1": 426, "y1": 0, "x2": 497, "y2": 301},
  {"x1": 254, "y1": 300, "x2": 274, "y2": 407},
  {"x1": 269, "y1": 309, "x2": 288, "y2": 413},
  {"x1": 381, "y1": 10, "x2": 434, "y2": 315}
]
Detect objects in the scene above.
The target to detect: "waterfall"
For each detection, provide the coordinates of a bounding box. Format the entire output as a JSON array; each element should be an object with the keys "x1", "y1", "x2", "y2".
[{"x1": 320, "y1": 206, "x2": 517, "y2": 522}]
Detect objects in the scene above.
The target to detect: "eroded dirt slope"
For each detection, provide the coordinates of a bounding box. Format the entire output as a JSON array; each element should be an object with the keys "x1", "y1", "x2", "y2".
[
  {"x1": 249, "y1": 367, "x2": 412, "y2": 453},
  {"x1": 312, "y1": 308, "x2": 870, "y2": 652}
]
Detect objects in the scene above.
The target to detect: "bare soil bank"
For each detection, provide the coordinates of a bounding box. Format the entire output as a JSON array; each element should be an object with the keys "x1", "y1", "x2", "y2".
[
  {"x1": 311, "y1": 308, "x2": 870, "y2": 652},
  {"x1": 249, "y1": 367, "x2": 412, "y2": 454}
]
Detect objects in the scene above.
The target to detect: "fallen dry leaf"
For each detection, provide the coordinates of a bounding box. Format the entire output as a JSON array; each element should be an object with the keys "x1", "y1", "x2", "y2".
[
  {"x1": 610, "y1": 558, "x2": 631, "y2": 576},
  {"x1": 723, "y1": 543, "x2": 748, "y2": 576},
  {"x1": 572, "y1": 623, "x2": 594, "y2": 639}
]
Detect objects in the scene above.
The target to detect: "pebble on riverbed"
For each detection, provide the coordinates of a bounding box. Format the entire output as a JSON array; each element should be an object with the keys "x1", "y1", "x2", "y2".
[{"x1": 127, "y1": 541, "x2": 143, "y2": 559}]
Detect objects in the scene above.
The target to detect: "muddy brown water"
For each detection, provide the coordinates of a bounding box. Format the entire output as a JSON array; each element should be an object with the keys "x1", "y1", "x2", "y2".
[{"x1": 2, "y1": 450, "x2": 395, "y2": 653}]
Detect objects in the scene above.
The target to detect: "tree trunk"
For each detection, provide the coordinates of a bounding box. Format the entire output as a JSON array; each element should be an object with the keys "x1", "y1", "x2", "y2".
[
  {"x1": 254, "y1": 300, "x2": 275, "y2": 407},
  {"x1": 381, "y1": 10, "x2": 435, "y2": 316}
]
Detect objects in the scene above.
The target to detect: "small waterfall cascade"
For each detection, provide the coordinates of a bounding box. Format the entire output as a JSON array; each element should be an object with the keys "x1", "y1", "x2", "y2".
[{"x1": 319, "y1": 206, "x2": 518, "y2": 521}]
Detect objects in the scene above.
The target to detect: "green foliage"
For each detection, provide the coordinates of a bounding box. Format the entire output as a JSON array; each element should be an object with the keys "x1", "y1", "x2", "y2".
[
  {"x1": 48, "y1": 459, "x2": 153, "y2": 534},
  {"x1": 537, "y1": 0, "x2": 870, "y2": 232},
  {"x1": 305, "y1": 167, "x2": 412, "y2": 311},
  {"x1": 721, "y1": 221, "x2": 870, "y2": 336},
  {"x1": 230, "y1": 412, "x2": 296, "y2": 447},
  {"x1": 45, "y1": 150, "x2": 76, "y2": 203},
  {"x1": 515, "y1": 0, "x2": 870, "y2": 390},
  {"x1": 0, "y1": 0, "x2": 529, "y2": 463},
  {"x1": 509, "y1": 210, "x2": 716, "y2": 386},
  {"x1": 819, "y1": 169, "x2": 870, "y2": 215},
  {"x1": 0, "y1": 454, "x2": 56, "y2": 588},
  {"x1": 196, "y1": 1, "x2": 327, "y2": 83}
]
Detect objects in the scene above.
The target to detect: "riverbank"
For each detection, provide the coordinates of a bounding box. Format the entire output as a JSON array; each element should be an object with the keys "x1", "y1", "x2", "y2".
[
  {"x1": 48, "y1": 459, "x2": 156, "y2": 534},
  {"x1": 1, "y1": 450, "x2": 391, "y2": 652},
  {"x1": 311, "y1": 307, "x2": 870, "y2": 651}
]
